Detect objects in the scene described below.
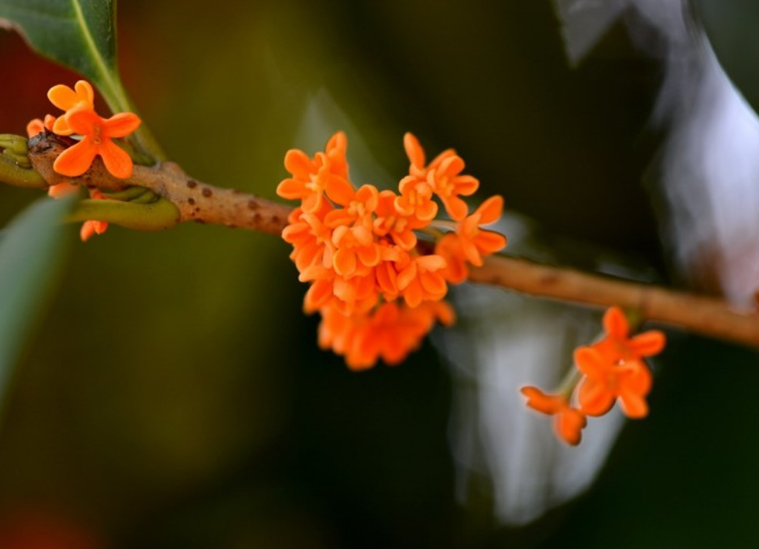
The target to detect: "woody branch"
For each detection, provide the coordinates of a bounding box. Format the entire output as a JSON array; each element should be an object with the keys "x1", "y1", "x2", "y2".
[{"x1": 21, "y1": 132, "x2": 759, "y2": 349}]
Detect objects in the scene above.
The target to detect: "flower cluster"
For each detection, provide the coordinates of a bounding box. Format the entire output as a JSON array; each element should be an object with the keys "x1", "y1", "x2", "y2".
[
  {"x1": 277, "y1": 132, "x2": 507, "y2": 369},
  {"x1": 521, "y1": 307, "x2": 666, "y2": 445},
  {"x1": 27, "y1": 80, "x2": 142, "y2": 241}
]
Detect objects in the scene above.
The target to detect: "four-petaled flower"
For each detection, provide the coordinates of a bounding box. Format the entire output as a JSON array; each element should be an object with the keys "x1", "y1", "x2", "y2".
[
  {"x1": 575, "y1": 346, "x2": 653, "y2": 418},
  {"x1": 53, "y1": 107, "x2": 141, "y2": 179}
]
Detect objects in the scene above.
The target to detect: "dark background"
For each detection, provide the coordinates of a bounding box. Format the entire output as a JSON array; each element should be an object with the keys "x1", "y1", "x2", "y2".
[{"x1": 0, "y1": 1, "x2": 756, "y2": 547}]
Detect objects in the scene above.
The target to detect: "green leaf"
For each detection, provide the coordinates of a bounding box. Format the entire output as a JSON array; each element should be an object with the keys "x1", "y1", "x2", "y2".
[
  {"x1": 0, "y1": 197, "x2": 74, "y2": 383},
  {"x1": 0, "y1": 0, "x2": 165, "y2": 161},
  {"x1": 695, "y1": 0, "x2": 759, "y2": 115}
]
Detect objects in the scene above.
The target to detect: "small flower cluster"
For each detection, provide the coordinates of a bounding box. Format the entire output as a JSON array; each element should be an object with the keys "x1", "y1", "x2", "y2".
[
  {"x1": 521, "y1": 307, "x2": 666, "y2": 445},
  {"x1": 277, "y1": 132, "x2": 507, "y2": 369},
  {"x1": 27, "y1": 80, "x2": 142, "y2": 241}
]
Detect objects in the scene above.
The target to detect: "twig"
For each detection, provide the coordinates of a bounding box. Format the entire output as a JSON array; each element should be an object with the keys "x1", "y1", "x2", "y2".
[{"x1": 23, "y1": 133, "x2": 759, "y2": 349}]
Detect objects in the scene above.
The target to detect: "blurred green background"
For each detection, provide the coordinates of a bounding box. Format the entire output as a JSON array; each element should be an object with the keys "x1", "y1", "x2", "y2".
[{"x1": 0, "y1": 1, "x2": 756, "y2": 548}]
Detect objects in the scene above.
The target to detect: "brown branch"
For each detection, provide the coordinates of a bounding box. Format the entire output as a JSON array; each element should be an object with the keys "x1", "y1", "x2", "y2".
[
  {"x1": 27, "y1": 133, "x2": 291, "y2": 235},
  {"x1": 469, "y1": 256, "x2": 759, "y2": 348},
  {"x1": 25, "y1": 133, "x2": 759, "y2": 349}
]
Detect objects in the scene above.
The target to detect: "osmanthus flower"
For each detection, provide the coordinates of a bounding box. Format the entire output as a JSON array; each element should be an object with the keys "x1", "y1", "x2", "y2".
[
  {"x1": 395, "y1": 253, "x2": 448, "y2": 308},
  {"x1": 593, "y1": 306, "x2": 666, "y2": 365},
  {"x1": 277, "y1": 131, "x2": 507, "y2": 369},
  {"x1": 519, "y1": 306, "x2": 667, "y2": 445},
  {"x1": 276, "y1": 138, "x2": 353, "y2": 214},
  {"x1": 435, "y1": 195, "x2": 507, "y2": 282},
  {"x1": 521, "y1": 386, "x2": 587, "y2": 446},
  {"x1": 47, "y1": 80, "x2": 95, "y2": 135},
  {"x1": 52, "y1": 107, "x2": 141, "y2": 179},
  {"x1": 575, "y1": 346, "x2": 653, "y2": 418},
  {"x1": 373, "y1": 190, "x2": 419, "y2": 251},
  {"x1": 395, "y1": 175, "x2": 438, "y2": 222},
  {"x1": 427, "y1": 154, "x2": 480, "y2": 221},
  {"x1": 282, "y1": 205, "x2": 336, "y2": 273},
  {"x1": 403, "y1": 132, "x2": 456, "y2": 181},
  {"x1": 319, "y1": 300, "x2": 455, "y2": 370}
]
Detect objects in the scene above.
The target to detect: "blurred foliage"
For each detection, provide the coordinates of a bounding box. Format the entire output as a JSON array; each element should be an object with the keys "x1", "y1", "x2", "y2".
[{"x1": 0, "y1": 1, "x2": 754, "y2": 548}]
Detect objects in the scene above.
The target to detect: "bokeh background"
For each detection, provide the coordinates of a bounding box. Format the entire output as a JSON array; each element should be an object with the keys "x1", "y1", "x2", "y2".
[{"x1": 0, "y1": 1, "x2": 757, "y2": 547}]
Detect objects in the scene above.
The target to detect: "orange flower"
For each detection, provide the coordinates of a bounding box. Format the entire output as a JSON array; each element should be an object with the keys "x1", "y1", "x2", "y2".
[
  {"x1": 282, "y1": 206, "x2": 336, "y2": 272},
  {"x1": 575, "y1": 346, "x2": 653, "y2": 418},
  {"x1": 434, "y1": 233, "x2": 469, "y2": 284},
  {"x1": 427, "y1": 154, "x2": 479, "y2": 221},
  {"x1": 276, "y1": 134, "x2": 353, "y2": 213},
  {"x1": 396, "y1": 253, "x2": 448, "y2": 308},
  {"x1": 455, "y1": 195, "x2": 507, "y2": 266},
  {"x1": 395, "y1": 175, "x2": 438, "y2": 222},
  {"x1": 53, "y1": 107, "x2": 141, "y2": 179},
  {"x1": 373, "y1": 190, "x2": 419, "y2": 251},
  {"x1": 403, "y1": 132, "x2": 456, "y2": 180},
  {"x1": 593, "y1": 307, "x2": 666, "y2": 365},
  {"x1": 47, "y1": 80, "x2": 95, "y2": 135},
  {"x1": 434, "y1": 195, "x2": 506, "y2": 282},
  {"x1": 278, "y1": 131, "x2": 506, "y2": 369},
  {"x1": 521, "y1": 386, "x2": 587, "y2": 446},
  {"x1": 319, "y1": 300, "x2": 454, "y2": 370}
]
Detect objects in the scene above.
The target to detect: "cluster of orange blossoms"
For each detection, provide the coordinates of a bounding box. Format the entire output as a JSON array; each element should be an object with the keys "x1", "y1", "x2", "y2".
[
  {"x1": 521, "y1": 307, "x2": 666, "y2": 445},
  {"x1": 26, "y1": 80, "x2": 142, "y2": 241},
  {"x1": 277, "y1": 132, "x2": 507, "y2": 369}
]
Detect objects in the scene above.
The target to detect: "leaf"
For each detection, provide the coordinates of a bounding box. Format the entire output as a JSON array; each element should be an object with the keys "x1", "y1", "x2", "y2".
[
  {"x1": 0, "y1": 197, "x2": 74, "y2": 378},
  {"x1": 695, "y1": 0, "x2": 759, "y2": 116},
  {"x1": 0, "y1": 0, "x2": 165, "y2": 161}
]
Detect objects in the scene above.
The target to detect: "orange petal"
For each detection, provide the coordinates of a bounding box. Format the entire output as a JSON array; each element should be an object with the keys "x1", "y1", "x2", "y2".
[
  {"x1": 603, "y1": 307, "x2": 629, "y2": 339},
  {"x1": 284, "y1": 149, "x2": 313, "y2": 179},
  {"x1": 48, "y1": 181, "x2": 79, "y2": 199},
  {"x1": 333, "y1": 248, "x2": 357, "y2": 277},
  {"x1": 442, "y1": 195, "x2": 468, "y2": 221},
  {"x1": 577, "y1": 378, "x2": 615, "y2": 416},
  {"x1": 51, "y1": 116, "x2": 74, "y2": 136},
  {"x1": 419, "y1": 271, "x2": 446, "y2": 296},
  {"x1": 556, "y1": 408, "x2": 586, "y2": 446},
  {"x1": 26, "y1": 118, "x2": 44, "y2": 137},
  {"x1": 438, "y1": 155, "x2": 464, "y2": 177},
  {"x1": 356, "y1": 244, "x2": 380, "y2": 267},
  {"x1": 454, "y1": 175, "x2": 480, "y2": 196},
  {"x1": 392, "y1": 230, "x2": 417, "y2": 251},
  {"x1": 628, "y1": 331, "x2": 666, "y2": 357},
  {"x1": 417, "y1": 254, "x2": 446, "y2": 272},
  {"x1": 103, "y1": 112, "x2": 141, "y2": 138},
  {"x1": 277, "y1": 178, "x2": 307, "y2": 200},
  {"x1": 403, "y1": 133, "x2": 425, "y2": 168},
  {"x1": 476, "y1": 195, "x2": 503, "y2": 224},
  {"x1": 403, "y1": 280, "x2": 424, "y2": 308},
  {"x1": 74, "y1": 80, "x2": 95, "y2": 104},
  {"x1": 618, "y1": 389, "x2": 649, "y2": 418},
  {"x1": 574, "y1": 346, "x2": 609, "y2": 378},
  {"x1": 324, "y1": 174, "x2": 355, "y2": 205},
  {"x1": 473, "y1": 231, "x2": 507, "y2": 255},
  {"x1": 520, "y1": 386, "x2": 563, "y2": 415},
  {"x1": 47, "y1": 84, "x2": 79, "y2": 111},
  {"x1": 53, "y1": 138, "x2": 98, "y2": 177},
  {"x1": 99, "y1": 139, "x2": 134, "y2": 179}
]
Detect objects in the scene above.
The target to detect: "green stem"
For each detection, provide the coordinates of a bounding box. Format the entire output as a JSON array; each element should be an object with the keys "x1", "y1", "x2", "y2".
[
  {"x1": 69, "y1": 197, "x2": 180, "y2": 231},
  {"x1": 0, "y1": 154, "x2": 46, "y2": 189}
]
